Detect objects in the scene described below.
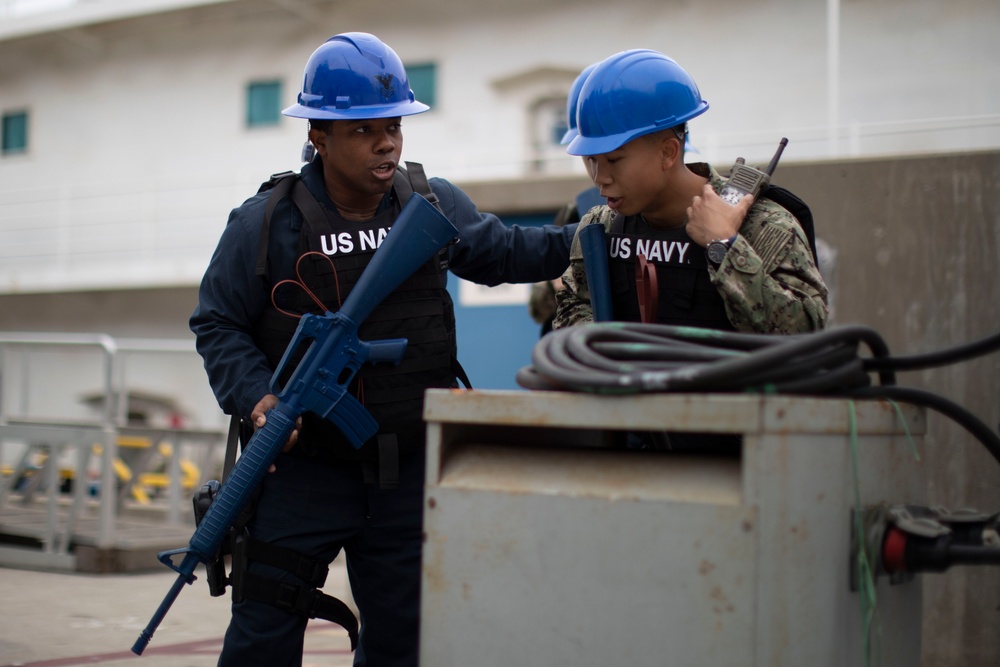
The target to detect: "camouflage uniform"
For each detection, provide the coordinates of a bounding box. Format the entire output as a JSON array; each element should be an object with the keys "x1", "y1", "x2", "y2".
[
  {"x1": 553, "y1": 163, "x2": 829, "y2": 334},
  {"x1": 528, "y1": 280, "x2": 558, "y2": 325}
]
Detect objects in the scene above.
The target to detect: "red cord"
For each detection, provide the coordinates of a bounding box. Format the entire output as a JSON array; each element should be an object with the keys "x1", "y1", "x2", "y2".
[{"x1": 270, "y1": 251, "x2": 343, "y2": 318}]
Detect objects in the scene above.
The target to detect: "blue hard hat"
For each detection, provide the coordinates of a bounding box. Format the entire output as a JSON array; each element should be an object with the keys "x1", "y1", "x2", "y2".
[
  {"x1": 567, "y1": 49, "x2": 708, "y2": 156},
  {"x1": 283, "y1": 32, "x2": 429, "y2": 120},
  {"x1": 560, "y1": 63, "x2": 599, "y2": 145}
]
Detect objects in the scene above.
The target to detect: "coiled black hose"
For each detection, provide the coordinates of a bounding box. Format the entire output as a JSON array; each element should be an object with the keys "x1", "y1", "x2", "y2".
[{"x1": 515, "y1": 323, "x2": 1000, "y2": 466}]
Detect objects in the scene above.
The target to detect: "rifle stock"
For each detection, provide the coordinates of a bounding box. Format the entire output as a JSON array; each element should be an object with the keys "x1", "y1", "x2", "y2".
[{"x1": 132, "y1": 193, "x2": 457, "y2": 655}]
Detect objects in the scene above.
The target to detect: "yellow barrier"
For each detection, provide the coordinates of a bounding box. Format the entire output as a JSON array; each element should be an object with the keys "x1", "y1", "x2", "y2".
[
  {"x1": 3, "y1": 438, "x2": 201, "y2": 504},
  {"x1": 95, "y1": 439, "x2": 201, "y2": 504}
]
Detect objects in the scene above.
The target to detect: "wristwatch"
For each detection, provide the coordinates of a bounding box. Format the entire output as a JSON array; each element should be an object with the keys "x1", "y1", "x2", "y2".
[{"x1": 706, "y1": 234, "x2": 738, "y2": 265}]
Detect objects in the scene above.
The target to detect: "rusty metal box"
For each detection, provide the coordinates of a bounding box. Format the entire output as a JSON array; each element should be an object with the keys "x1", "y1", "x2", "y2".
[{"x1": 420, "y1": 390, "x2": 926, "y2": 667}]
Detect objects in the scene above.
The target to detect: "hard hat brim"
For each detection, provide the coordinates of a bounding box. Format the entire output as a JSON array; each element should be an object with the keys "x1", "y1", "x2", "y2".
[
  {"x1": 282, "y1": 100, "x2": 430, "y2": 120},
  {"x1": 566, "y1": 126, "x2": 648, "y2": 156},
  {"x1": 566, "y1": 100, "x2": 709, "y2": 156}
]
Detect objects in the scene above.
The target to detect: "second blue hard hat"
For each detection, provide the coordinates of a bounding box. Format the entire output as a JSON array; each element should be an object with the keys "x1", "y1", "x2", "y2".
[
  {"x1": 283, "y1": 32, "x2": 429, "y2": 120},
  {"x1": 560, "y1": 62, "x2": 599, "y2": 145},
  {"x1": 567, "y1": 49, "x2": 708, "y2": 156}
]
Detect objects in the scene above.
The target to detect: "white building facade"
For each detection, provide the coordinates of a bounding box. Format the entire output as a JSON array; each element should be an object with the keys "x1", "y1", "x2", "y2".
[
  {"x1": 1, "y1": 0, "x2": 998, "y2": 295},
  {"x1": 1, "y1": 5, "x2": 999, "y2": 664}
]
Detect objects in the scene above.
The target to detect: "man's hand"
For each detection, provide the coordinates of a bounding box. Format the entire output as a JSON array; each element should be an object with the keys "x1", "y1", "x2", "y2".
[
  {"x1": 686, "y1": 184, "x2": 752, "y2": 247},
  {"x1": 251, "y1": 394, "x2": 301, "y2": 471}
]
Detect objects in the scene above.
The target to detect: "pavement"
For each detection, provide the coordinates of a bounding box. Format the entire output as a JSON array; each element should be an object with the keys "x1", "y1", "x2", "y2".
[{"x1": 0, "y1": 559, "x2": 356, "y2": 667}]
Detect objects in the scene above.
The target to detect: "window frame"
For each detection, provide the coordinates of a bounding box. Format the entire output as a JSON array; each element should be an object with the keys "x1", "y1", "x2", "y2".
[
  {"x1": 2, "y1": 109, "x2": 29, "y2": 155},
  {"x1": 245, "y1": 80, "x2": 283, "y2": 128},
  {"x1": 405, "y1": 62, "x2": 437, "y2": 110}
]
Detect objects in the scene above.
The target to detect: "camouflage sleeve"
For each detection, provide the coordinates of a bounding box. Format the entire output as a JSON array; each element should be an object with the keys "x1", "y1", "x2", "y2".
[
  {"x1": 527, "y1": 280, "x2": 557, "y2": 325},
  {"x1": 552, "y1": 207, "x2": 615, "y2": 329},
  {"x1": 709, "y1": 200, "x2": 829, "y2": 334}
]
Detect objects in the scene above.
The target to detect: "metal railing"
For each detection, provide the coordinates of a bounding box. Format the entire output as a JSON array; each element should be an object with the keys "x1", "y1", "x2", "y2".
[{"x1": 0, "y1": 332, "x2": 226, "y2": 569}]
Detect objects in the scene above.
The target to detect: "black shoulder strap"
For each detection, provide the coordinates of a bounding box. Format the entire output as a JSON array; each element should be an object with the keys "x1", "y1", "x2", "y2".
[
  {"x1": 403, "y1": 160, "x2": 443, "y2": 213},
  {"x1": 289, "y1": 178, "x2": 331, "y2": 234},
  {"x1": 761, "y1": 185, "x2": 818, "y2": 262},
  {"x1": 256, "y1": 170, "x2": 295, "y2": 195},
  {"x1": 397, "y1": 161, "x2": 450, "y2": 273},
  {"x1": 255, "y1": 172, "x2": 337, "y2": 276},
  {"x1": 392, "y1": 167, "x2": 416, "y2": 214},
  {"x1": 256, "y1": 172, "x2": 298, "y2": 276},
  {"x1": 222, "y1": 416, "x2": 240, "y2": 481}
]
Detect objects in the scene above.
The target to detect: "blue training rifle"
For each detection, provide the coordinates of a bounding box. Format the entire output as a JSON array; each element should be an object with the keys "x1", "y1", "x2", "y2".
[
  {"x1": 580, "y1": 222, "x2": 613, "y2": 322},
  {"x1": 132, "y1": 193, "x2": 458, "y2": 655}
]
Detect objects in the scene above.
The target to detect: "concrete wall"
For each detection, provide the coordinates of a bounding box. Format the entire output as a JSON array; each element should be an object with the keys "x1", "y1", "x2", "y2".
[
  {"x1": 778, "y1": 150, "x2": 1000, "y2": 666},
  {"x1": 0, "y1": 151, "x2": 997, "y2": 665}
]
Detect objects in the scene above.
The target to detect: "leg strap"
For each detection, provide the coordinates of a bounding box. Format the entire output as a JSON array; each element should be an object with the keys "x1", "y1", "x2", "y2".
[
  {"x1": 239, "y1": 572, "x2": 359, "y2": 651},
  {"x1": 231, "y1": 534, "x2": 359, "y2": 651},
  {"x1": 245, "y1": 539, "x2": 329, "y2": 588}
]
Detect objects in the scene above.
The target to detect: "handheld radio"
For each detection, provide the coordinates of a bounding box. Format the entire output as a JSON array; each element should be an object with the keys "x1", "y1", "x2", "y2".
[{"x1": 718, "y1": 138, "x2": 788, "y2": 206}]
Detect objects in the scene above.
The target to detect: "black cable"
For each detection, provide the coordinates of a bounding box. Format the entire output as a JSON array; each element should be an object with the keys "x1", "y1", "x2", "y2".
[
  {"x1": 847, "y1": 386, "x2": 1000, "y2": 466},
  {"x1": 770, "y1": 357, "x2": 869, "y2": 395},
  {"x1": 522, "y1": 323, "x2": 895, "y2": 393},
  {"x1": 865, "y1": 331, "x2": 1000, "y2": 372},
  {"x1": 518, "y1": 322, "x2": 1000, "y2": 467},
  {"x1": 946, "y1": 546, "x2": 1000, "y2": 566}
]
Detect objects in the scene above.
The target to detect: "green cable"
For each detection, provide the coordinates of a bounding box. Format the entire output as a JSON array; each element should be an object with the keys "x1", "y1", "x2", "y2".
[
  {"x1": 887, "y1": 398, "x2": 921, "y2": 462},
  {"x1": 849, "y1": 400, "x2": 880, "y2": 667},
  {"x1": 670, "y1": 325, "x2": 727, "y2": 339}
]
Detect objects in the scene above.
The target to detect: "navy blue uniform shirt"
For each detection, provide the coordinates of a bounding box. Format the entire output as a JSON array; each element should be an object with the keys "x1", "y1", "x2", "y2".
[{"x1": 191, "y1": 158, "x2": 577, "y2": 418}]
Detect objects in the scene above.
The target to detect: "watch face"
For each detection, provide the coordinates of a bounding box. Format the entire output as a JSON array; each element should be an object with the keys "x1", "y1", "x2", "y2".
[{"x1": 707, "y1": 241, "x2": 728, "y2": 264}]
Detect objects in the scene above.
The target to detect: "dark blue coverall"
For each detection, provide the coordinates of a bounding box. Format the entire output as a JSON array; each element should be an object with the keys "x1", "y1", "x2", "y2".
[{"x1": 190, "y1": 157, "x2": 575, "y2": 666}]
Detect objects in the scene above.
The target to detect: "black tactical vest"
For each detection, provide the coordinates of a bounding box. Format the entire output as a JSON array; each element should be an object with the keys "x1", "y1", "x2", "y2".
[
  {"x1": 252, "y1": 170, "x2": 457, "y2": 460},
  {"x1": 607, "y1": 215, "x2": 735, "y2": 331}
]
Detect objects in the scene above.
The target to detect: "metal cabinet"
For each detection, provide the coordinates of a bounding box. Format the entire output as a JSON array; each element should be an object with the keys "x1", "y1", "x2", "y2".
[{"x1": 420, "y1": 390, "x2": 926, "y2": 667}]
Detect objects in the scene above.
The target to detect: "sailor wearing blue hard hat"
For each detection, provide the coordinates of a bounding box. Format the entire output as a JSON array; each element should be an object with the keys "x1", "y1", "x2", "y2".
[
  {"x1": 555, "y1": 47, "x2": 827, "y2": 334},
  {"x1": 191, "y1": 32, "x2": 576, "y2": 666}
]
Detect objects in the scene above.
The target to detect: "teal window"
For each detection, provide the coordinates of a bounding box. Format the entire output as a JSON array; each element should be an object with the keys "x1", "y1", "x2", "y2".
[
  {"x1": 246, "y1": 81, "x2": 282, "y2": 127},
  {"x1": 406, "y1": 63, "x2": 437, "y2": 109},
  {"x1": 2, "y1": 110, "x2": 28, "y2": 155}
]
